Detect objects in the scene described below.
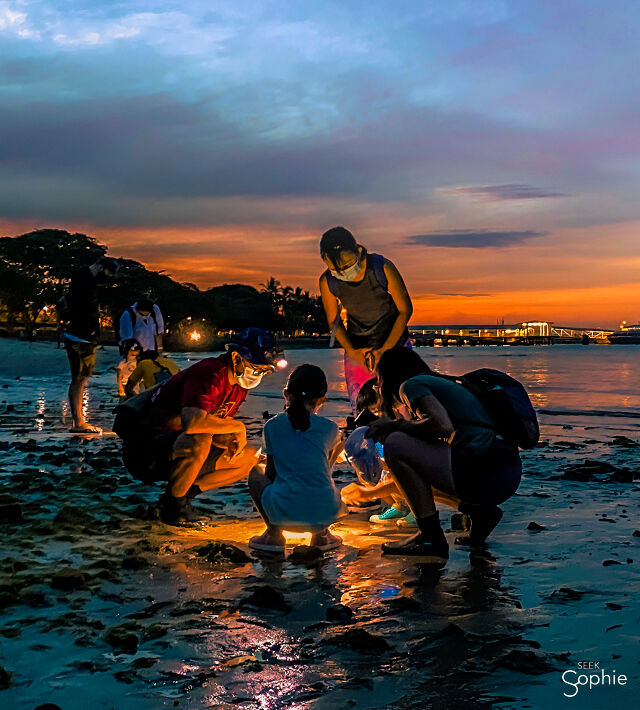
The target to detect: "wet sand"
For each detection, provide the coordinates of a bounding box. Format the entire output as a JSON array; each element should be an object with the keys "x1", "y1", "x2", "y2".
[{"x1": 0, "y1": 340, "x2": 638, "y2": 709}]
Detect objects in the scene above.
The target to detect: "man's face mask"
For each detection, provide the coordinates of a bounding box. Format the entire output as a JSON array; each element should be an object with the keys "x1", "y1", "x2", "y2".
[
  {"x1": 237, "y1": 369, "x2": 266, "y2": 389},
  {"x1": 330, "y1": 253, "x2": 363, "y2": 282}
]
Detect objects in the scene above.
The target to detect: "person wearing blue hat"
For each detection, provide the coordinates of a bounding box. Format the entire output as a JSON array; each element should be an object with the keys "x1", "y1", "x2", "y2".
[{"x1": 113, "y1": 328, "x2": 286, "y2": 525}]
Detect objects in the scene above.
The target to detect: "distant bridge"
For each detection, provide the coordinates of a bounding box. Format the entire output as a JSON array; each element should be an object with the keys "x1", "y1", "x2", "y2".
[{"x1": 409, "y1": 321, "x2": 614, "y2": 345}]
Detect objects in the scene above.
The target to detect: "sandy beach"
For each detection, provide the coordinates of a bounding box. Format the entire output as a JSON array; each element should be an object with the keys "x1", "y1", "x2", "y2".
[{"x1": 0, "y1": 339, "x2": 638, "y2": 709}]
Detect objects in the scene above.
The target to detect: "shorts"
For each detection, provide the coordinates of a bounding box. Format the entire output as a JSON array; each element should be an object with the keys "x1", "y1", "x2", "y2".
[
  {"x1": 451, "y1": 438, "x2": 522, "y2": 507},
  {"x1": 120, "y1": 427, "x2": 224, "y2": 485},
  {"x1": 65, "y1": 340, "x2": 97, "y2": 379}
]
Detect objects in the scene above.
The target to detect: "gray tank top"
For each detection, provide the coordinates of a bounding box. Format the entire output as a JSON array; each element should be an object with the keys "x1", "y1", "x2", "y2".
[{"x1": 324, "y1": 253, "x2": 409, "y2": 349}]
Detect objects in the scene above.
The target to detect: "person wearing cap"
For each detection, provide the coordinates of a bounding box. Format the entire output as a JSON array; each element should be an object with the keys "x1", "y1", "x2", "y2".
[
  {"x1": 319, "y1": 226, "x2": 413, "y2": 414},
  {"x1": 113, "y1": 327, "x2": 285, "y2": 525},
  {"x1": 63, "y1": 255, "x2": 119, "y2": 433}
]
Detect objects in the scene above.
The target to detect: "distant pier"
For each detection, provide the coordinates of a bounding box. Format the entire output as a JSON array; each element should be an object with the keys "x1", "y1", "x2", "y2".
[{"x1": 409, "y1": 321, "x2": 614, "y2": 346}]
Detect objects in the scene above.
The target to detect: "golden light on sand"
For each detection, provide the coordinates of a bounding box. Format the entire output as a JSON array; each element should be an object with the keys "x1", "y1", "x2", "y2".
[
  {"x1": 283, "y1": 530, "x2": 312, "y2": 545},
  {"x1": 189, "y1": 330, "x2": 202, "y2": 342}
]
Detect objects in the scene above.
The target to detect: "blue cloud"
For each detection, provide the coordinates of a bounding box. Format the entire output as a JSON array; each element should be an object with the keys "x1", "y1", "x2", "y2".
[{"x1": 404, "y1": 230, "x2": 547, "y2": 248}]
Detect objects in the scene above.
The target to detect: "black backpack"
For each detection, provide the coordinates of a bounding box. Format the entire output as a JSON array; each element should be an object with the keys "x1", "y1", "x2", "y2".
[{"x1": 457, "y1": 368, "x2": 539, "y2": 449}]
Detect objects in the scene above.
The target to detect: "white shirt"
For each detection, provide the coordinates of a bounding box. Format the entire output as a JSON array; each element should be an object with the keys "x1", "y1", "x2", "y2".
[{"x1": 119, "y1": 302, "x2": 164, "y2": 352}]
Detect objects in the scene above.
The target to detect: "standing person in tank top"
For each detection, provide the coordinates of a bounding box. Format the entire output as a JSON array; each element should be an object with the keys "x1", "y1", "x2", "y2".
[{"x1": 318, "y1": 226, "x2": 414, "y2": 414}]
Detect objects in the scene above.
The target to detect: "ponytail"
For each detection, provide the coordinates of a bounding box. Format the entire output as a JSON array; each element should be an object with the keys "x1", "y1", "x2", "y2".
[
  {"x1": 286, "y1": 396, "x2": 312, "y2": 432},
  {"x1": 284, "y1": 364, "x2": 328, "y2": 433}
]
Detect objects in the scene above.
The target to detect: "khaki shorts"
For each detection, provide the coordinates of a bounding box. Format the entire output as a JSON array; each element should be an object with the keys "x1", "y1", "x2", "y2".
[{"x1": 65, "y1": 340, "x2": 97, "y2": 379}]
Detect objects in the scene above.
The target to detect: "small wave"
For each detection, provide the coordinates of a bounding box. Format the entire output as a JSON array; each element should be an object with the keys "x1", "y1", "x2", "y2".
[{"x1": 539, "y1": 408, "x2": 640, "y2": 419}]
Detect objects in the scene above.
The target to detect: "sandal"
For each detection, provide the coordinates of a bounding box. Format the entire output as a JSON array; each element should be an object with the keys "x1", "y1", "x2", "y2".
[
  {"x1": 311, "y1": 530, "x2": 343, "y2": 552},
  {"x1": 70, "y1": 424, "x2": 103, "y2": 434},
  {"x1": 249, "y1": 529, "x2": 286, "y2": 553}
]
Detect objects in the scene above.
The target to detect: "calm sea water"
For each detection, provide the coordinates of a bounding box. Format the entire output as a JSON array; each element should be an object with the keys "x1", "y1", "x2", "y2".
[{"x1": 1, "y1": 343, "x2": 640, "y2": 436}]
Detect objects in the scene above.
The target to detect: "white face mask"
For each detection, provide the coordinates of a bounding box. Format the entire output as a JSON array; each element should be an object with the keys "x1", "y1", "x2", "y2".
[
  {"x1": 330, "y1": 256, "x2": 363, "y2": 282},
  {"x1": 236, "y1": 369, "x2": 266, "y2": 389}
]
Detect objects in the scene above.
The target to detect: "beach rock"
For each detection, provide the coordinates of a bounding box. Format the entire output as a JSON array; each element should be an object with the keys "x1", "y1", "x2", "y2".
[
  {"x1": 549, "y1": 587, "x2": 589, "y2": 602},
  {"x1": 131, "y1": 657, "x2": 158, "y2": 669},
  {"x1": 33, "y1": 704, "x2": 63, "y2": 710},
  {"x1": 50, "y1": 568, "x2": 88, "y2": 591},
  {"x1": 0, "y1": 665, "x2": 11, "y2": 689},
  {"x1": 450, "y1": 513, "x2": 471, "y2": 531},
  {"x1": 526, "y1": 521, "x2": 547, "y2": 531},
  {"x1": 326, "y1": 604, "x2": 354, "y2": 622},
  {"x1": 604, "y1": 469, "x2": 635, "y2": 483},
  {"x1": 611, "y1": 436, "x2": 638, "y2": 447},
  {"x1": 562, "y1": 459, "x2": 617, "y2": 481},
  {"x1": 382, "y1": 596, "x2": 422, "y2": 613},
  {"x1": 241, "y1": 585, "x2": 290, "y2": 611},
  {"x1": 324, "y1": 628, "x2": 391, "y2": 652},
  {"x1": 606, "y1": 603, "x2": 623, "y2": 610},
  {"x1": 193, "y1": 542, "x2": 251, "y2": 565},
  {"x1": 289, "y1": 545, "x2": 323, "y2": 564},
  {"x1": 602, "y1": 559, "x2": 622, "y2": 566},
  {"x1": 142, "y1": 623, "x2": 168, "y2": 641},
  {"x1": 104, "y1": 624, "x2": 139, "y2": 654},
  {"x1": 494, "y1": 649, "x2": 556, "y2": 675},
  {"x1": 53, "y1": 506, "x2": 97, "y2": 528},
  {"x1": 633, "y1": 530, "x2": 640, "y2": 537},
  {"x1": 0, "y1": 503, "x2": 24, "y2": 525},
  {"x1": 121, "y1": 556, "x2": 149, "y2": 570}
]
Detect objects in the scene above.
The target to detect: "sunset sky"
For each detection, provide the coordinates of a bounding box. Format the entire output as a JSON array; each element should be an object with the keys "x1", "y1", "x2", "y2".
[{"x1": 1, "y1": 1, "x2": 640, "y2": 326}]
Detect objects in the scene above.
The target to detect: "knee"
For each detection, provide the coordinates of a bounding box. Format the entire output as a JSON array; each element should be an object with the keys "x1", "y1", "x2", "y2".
[
  {"x1": 174, "y1": 433, "x2": 212, "y2": 459},
  {"x1": 382, "y1": 431, "x2": 411, "y2": 461},
  {"x1": 248, "y1": 465, "x2": 265, "y2": 486}
]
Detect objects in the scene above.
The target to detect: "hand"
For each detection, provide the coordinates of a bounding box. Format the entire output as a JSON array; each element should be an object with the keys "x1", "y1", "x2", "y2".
[
  {"x1": 365, "y1": 418, "x2": 399, "y2": 443},
  {"x1": 341, "y1": 482, "x2": 368, "y2": 506},
  {"x1": 227, "y1": 428, "x2": 247, "y2": 460},
  {"x1": 348, "y1": 347, "x2": 371, "y2": 370},
  {"x1": 368, "y1": 348, "x2": 385, "y2": 372}
]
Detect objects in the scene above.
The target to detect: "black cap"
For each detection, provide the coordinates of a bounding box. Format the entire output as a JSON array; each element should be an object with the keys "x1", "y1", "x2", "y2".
[{"x1": 320, "y1": 226, "x2": 357, "y2": 257}]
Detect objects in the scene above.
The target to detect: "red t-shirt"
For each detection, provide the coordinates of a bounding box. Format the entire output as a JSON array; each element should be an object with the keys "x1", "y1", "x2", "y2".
[{"x1": 150, "y1": 355, "x2": 247, "y2": 430}]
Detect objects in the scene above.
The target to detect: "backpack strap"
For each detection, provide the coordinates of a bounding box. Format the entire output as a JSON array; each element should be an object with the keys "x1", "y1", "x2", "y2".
[
  {"x1": 370, "y1": 253, "x2": 388, "y2": 291},
  {"x1": 323, "y1": 269, "x2": 339, "y2": 297},
  {"x1": 129, "y1": 304, "x2": 159, "y2": 334}
]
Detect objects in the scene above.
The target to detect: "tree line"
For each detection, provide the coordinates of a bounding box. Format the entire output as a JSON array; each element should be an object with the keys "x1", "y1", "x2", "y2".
[{"x1": 0, "y1": 229, "x2": 328, "y2": 344}]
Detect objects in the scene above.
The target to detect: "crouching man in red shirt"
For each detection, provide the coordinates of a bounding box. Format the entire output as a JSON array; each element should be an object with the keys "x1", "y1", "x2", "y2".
[{"x1": 114, "y1": 328, "x2": 286, "y2": 525}]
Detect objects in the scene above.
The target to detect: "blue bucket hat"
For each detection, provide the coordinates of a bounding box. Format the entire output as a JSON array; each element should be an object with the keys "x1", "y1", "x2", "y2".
[{"x1": 226, "y1": 328, "x2": 285, "y2": 367}]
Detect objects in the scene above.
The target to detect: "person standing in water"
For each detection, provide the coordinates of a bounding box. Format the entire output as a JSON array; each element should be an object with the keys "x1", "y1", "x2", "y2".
[
  {"x1": 318, "y1": 226, "x2": 413, "y2": 414},
  {"x1": 63, "y1": 255, "x2": 119, "y2": 433}
]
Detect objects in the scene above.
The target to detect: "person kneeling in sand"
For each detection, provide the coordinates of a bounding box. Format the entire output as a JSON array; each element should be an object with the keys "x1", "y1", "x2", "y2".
[
  {"x1": 114, "y1": 328, "x2": 284, "y2": 525},
  {"x1": 248, "y1": 364, "x2": 344, "y2": 553},
  {"x1": 341, "y1": 347, "x2": 522, "y2": 562}
]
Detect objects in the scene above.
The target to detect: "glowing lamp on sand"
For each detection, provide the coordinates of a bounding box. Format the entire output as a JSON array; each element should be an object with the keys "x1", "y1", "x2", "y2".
[{"x1": 275, "y1": 358, "x2": 288, "y2": 369}]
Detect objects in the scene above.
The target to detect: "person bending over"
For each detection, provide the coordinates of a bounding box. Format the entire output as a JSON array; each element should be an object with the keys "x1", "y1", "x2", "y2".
[
  {"x1": 341, "y1": 347, "x2": 522, "y2": 561},
  {"x1": 124, "y1": 349, "x2": 180, "y2": 396},
  {"x1": 114, "y1": 328, "x2": 284, "y2": 525},
  {"x1": 248, "y1": 364, "x2": 344, "y2": 553},
  {"x1": 318, "y1": 226, "x2": 413, "y2": 413}
]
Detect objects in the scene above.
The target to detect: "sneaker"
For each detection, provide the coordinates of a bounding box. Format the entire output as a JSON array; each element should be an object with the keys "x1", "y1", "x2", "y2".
[
  {"x1": 369, "y1": 506, "x2": 409, "y2": 525},
  {"x1": 396, "y1": 512, "x2": 417, "y2": 528},
  {"x1": 382, "y1": 531, "x2": 449, "y2": 561},
  {"x1": 311, "y1": 530, "x2": 343, "y2": 552},
  {"x1": 249, "y1": 529, "x2": 286, "y2": 553},
  {"x1": 455, "y1": 504, "x2": 503, "y2": 546}
]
